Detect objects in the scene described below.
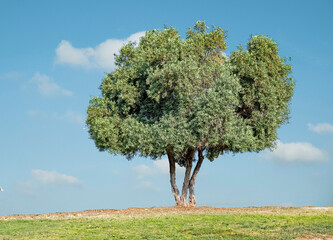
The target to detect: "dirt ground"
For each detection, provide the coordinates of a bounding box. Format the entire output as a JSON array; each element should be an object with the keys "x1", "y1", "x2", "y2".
[{"x1": 1, "y1": 206, "x2": 332, "y2": 220}]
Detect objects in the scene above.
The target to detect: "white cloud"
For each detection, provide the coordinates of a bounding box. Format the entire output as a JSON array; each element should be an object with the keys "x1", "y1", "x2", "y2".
[
  {"x1": 32, "y1": 169, "x2": 80, "y2": 185},
  {"x1": 55, "y1": 31, "x2": 146, "y2": 70},
  {"x1": 55, "y1": 40, "x2": 94, "y2": 67},
  {"x1": 31, "y1": 72, "x2": 73, "y2": 97},
  {"x1": 126, "y1": 31, "x2": 146, "y2": 43},
  {"x1": 266, "y1": 140, "x2": 329, "y2": 163},
  {"x1": 308, "y1": 123, "x2": 333, "y2": 134}
]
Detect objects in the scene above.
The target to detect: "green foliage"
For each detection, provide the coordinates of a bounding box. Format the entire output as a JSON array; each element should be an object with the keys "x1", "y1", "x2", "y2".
[
  {"x1": 229, "y1": 35, "x2": 294, "y2": 151},
  {"x1": 1, "y1": 208, "x2": 332, "y2": 239},
  {"x1": 87, "y1": 21, "x2": 294, "y2": 162}
]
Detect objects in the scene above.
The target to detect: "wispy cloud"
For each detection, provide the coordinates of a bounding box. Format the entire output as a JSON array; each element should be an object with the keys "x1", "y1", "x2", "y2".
[
  {"x1": 32, "y1": 169, "x2": 80, "y2": 185},
  {"x1": 16, "y1": 170, "x2": 80, "y2": 196},
  {"x1": 55, "y1": 31, "x2": 145, "y2": 70},
  {"x1": 31, "y1": 72, "x2": 73, "y2": 97},
  {"x1": 132, "y1": 164, "x2": 154, "y2": 179},
  {"x1": 266, "y1": 140, "x2": 329, "y2": 163},
  {"x1": 27, "y1": 110, "x2": 84, "y2": 125},
  {"x1": 0, "y1": 72, "x2": 20, "y2": 81},
  {"x1": 133, "y1": 180, "x2": 160, "y2": 192},
  {"x1": 153, "y1": 159, "x2": 170, "y2": 175},
  {"x1": 52, "y1": 111, "x2": 85, "y2": 125},
  {"x1": 154, "y1": 158, "x2": 185, "y2": 176},
  {"x1": 308, "y1": 123, "x2": 333, "y2": 134},
  {"x1": 15, "y1": 181, "x2": 36, "y2": 196},
  {"x1": 27, "y1": 109, "x2": 47, "y2": 118},
  {"x1": 131, "y1": 159, "x2": 186, "y2": 192},
  {"x1": 132, "y1": 159, "x2": 184, "y2": 180}
]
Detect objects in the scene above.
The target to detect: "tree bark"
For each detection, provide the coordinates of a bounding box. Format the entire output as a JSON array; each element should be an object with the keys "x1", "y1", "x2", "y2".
[
  {"x1": 188, "y1": 149, "x2": 204, "y2": 207},
  {"x1": 166, "y1": 147, "x2": 181, "y2": 205},
  {"x1": 179, "y1": 148, "x2": 195, "y2": 206}
]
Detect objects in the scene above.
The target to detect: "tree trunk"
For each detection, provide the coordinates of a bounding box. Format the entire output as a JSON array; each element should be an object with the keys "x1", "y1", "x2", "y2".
[
  {"x1": 179, "y1": 148, "x2": 195, "y2": 206},
  {"x1": 167, "y1": 147, "x2": 204, "y2": 207},
  {"x1": 188, "y1": 149, "x2": 204, "y2": 207},
  {"x1": 166, "y1": 147, "x2": 181, "y2": 205}
]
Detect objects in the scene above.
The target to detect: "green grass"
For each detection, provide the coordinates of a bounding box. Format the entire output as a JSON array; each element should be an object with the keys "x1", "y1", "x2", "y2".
[{"x1": 0, "y1": 207, "x2": 332, "y2": 239}]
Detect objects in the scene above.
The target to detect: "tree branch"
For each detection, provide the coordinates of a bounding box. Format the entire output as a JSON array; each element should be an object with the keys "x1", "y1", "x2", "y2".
[
  {"x1": 166, "y1": 147, "x2": 181, "y2": 205},
  {"x1": 188, "y1": 148, "x2": 205, "y2": 206},
  {"x1": 180, "y1": 148, "x2": 195, "y2": 205}
]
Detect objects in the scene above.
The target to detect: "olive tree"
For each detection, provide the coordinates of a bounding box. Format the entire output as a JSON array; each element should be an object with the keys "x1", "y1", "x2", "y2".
[{"x1": 87, "y1": 21, "x2": 294, "y2": 207}]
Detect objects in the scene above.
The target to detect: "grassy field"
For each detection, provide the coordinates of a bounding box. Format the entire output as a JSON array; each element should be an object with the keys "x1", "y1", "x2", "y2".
[{"x1": 0, "y1": 207, "x2": 332, "y2": 239}]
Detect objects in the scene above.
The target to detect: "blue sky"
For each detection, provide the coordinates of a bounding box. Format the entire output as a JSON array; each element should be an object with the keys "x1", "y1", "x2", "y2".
[{"x1": 1, "y1": 0, "x2": 332, "y2": 215}]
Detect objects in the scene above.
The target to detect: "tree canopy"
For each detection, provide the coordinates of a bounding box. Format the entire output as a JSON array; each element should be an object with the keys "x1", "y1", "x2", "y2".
[{"x1": 86, "y1": 21, "x2": 294, "y2": 206}]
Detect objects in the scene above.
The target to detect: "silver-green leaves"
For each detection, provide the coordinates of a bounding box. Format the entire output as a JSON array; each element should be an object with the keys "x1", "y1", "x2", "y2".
[{"x1": 87, "y1": 22, "x2": 294, "y2": 162}]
